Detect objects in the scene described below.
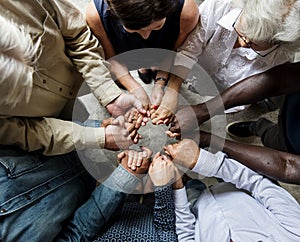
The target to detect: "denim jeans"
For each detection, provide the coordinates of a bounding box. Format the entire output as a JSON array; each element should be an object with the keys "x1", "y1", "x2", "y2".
[
  {"x1": 0, "y1": 145, "x2": 141, "y2": 242},
  {"x1": 0, "y1": 146, "x2": 96, "y2": 241}
]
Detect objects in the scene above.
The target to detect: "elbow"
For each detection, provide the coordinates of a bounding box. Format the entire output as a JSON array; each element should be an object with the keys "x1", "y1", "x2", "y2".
[{"x1": 279, "y1": 156, "x2": 300, "y2": 185}]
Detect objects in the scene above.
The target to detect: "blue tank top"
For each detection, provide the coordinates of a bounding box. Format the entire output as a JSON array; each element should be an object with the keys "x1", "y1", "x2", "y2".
[{"x1": 94, "y1": 0, "x2": 184, "y2": 55}]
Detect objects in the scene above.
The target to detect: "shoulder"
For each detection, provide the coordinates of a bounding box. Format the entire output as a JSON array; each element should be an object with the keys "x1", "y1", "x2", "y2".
[
  {"x1": 180, "y1": 0, "x2": 199, "y2": 25},
  {"x1": 176, "y1": 0, "x2": 199, "y2": 47},
  {"x1": 86, "y1": 1, "x2": 101, "y2": 26}
]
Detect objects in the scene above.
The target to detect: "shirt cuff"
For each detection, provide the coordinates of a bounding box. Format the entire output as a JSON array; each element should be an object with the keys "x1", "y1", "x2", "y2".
[
  {"x1": 72, "y1": 123, "x2": 106, "y2": 149},
  {"x1": 93, "y1": 82, "x2": 123, "y2": 107},
  {"x1": 103, "y1": 165, "x2": 142, "y2": 193},
  {"x1": 173, "y1": 187, "x2": 189, "y2": 207},
  {"x1": 192, "y1": 149, "x2": 224, "y2": 177}
]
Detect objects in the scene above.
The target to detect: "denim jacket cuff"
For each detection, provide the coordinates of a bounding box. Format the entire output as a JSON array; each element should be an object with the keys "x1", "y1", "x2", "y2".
[{"x1": 103, "y1": 165, "x2": 141, "y2": 193}]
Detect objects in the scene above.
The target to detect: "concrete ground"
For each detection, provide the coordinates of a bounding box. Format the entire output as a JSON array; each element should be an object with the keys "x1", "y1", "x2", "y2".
[{"x1": 71, "y1": 0, "x2": 300, "y2": 203}]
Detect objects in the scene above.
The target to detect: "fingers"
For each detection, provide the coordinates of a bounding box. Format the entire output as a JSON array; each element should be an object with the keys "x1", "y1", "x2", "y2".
[
  {"x1": 127, "y1": 150, "x2": 139, "y2": 170},
  {"x1": 151, "y1": 107, "x2": 174, "y2": 125},
  {"x1": 165, "y1": 130, "x2": 181, "y2": 139},
  {"x1": 101, "y1": 117, "x2": 114, "y2": 128},
  {"x1": 127, "y1": 148, "x2": 151, "y2": 171},
  {"x1": 168, "y1": 121, "x2": 181, "y2": 134},
  {"x1": 117, "y1": 151, "x2": 126, "y2": 162},
  {"x1": 132, "y1": 95, "x2": 147, "y2": 115}
]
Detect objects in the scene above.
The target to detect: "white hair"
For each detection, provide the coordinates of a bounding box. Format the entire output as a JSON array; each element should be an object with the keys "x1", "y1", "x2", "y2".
[
  {"x1": 232, "y1": 0, "x2": 300, "y2": 51},
  {"x1": 0, "y1": 15, "x2": 41, "y2": 107}
]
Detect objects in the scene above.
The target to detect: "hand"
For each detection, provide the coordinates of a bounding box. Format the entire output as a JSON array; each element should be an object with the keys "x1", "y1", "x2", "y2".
[
  {"x1": 104, "y1": 116, "x2": 133, "y2": 150},
  {"x1": 168, "y1": 105, "x2": 200, "y2": 135},
  {"x1": 151, "y1": 82, "x2": 165, "y2": 108},
  {"x1": 118, "y1": 147, "x2": 152, "y2": 176},
  {"x1": 130, "y1": 86, "x2": 151, "y2": 111},
  {"x1": 151, "y1": 88, "x2": 178, "y2": 125},
  {"x1": 164, "y1": 139, "x2": 200, "y2": 170},
  {"x1": 148, "y1": 152, "x2": 176, "y2": 186},
  {"x1": 124, "y1": 107, "x2": 148, "y2": 129},
  {"x1": 106, "y1": 93, "x2": 147, "y2": 118},
  {"x1": 100, "y1": 117, "x2": 114, "y2": 128}
]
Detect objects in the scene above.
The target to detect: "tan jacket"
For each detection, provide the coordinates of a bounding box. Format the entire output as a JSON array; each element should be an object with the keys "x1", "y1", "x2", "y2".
[{"x1": 0, "y1": 0, "x2": 122, "y2": 155}]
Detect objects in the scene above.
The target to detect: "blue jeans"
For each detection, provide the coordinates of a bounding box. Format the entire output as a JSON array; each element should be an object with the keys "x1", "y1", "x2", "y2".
[
  {"x1": 0, "y1": 146, "x2": 95, "y2": 241},
  {"x1": 0, "y1": 145, "x2": 140, "y2": 242}
]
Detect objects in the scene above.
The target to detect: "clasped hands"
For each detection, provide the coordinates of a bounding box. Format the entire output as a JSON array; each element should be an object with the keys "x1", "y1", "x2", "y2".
[
  {"x1": 104, "y1": 86, "x2": 207, "y2": 151},
  {"x1": 117, "y1": 138, "x2": 200, "y2": 189}
]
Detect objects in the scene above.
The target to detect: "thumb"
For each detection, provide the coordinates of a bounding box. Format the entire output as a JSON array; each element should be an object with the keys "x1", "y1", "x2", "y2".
[
  {"x1": 112, "y1": 115, "x2": 125, "y2": 126},
  {"x1": 131, "y1": 95, "x2": 146, "y2": 114}
]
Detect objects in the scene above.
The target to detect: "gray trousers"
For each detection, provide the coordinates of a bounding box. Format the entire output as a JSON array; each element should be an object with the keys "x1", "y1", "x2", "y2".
[{"x1": 250, "y1": 96, "x2": 288, "y2": 152}]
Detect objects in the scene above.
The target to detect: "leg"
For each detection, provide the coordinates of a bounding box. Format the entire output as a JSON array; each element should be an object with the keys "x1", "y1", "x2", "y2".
[
  {"x1": 0, "y1": 147, "x2": 95, "y2": 242},
  {"x1": 250, "y1": 96, "x2": 288, "y2": 152}
]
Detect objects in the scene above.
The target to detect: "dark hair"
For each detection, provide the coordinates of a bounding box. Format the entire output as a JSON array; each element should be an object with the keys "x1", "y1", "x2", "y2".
[{"x1": 106, "y1": 0, "x2": 179, "y2": 30}]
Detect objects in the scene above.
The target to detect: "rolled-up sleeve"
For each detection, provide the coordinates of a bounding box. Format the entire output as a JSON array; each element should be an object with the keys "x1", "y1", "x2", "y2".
[{"x1": 0, "y1": 116, "x2": 105, "y2": 155}]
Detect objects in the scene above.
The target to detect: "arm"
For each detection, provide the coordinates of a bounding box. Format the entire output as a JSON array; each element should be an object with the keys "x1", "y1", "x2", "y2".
[
  {"x1": 55, "y1": 164, "x2": 142, "y2": 241},
  {"x1": 174, "y1": 0, "x2": 199, "y2": 49},
  {"x1": 0, "y1": 116, "x2": 135, "y2": 155},
  {"x1": 192, "y1": 149, "x2": 300, "y2": 237},
  {"x1": 173, "y1": 188, "x2": 196, "y2": 242},
  {"x1": 169, "y1": 62, "x2": 300, "y2": 133},
  {"x1": 86, "y1": 1, "x2": 150, "y2": 108},
  {"x1": 166, "y1": 139, "x2": 300, "y2": 239},
  {"x1": 50, "y1": 0, "x2": 122, "y2": 107},
  {"x1": 197, "y1": 62, "x2": 300, "y2": 124},
  {"x1": 148, "y1": 153, "x2": 179, "y2": 241},
  {"x1": 200, "y1": 131, "x2": 300, "y2": 184},
  {"x1": 151, "y1": 0, "x2": 200, "y2": 124},
  {"x1": 153, "y1": 184, "x2": 178, "y2": 242},
  {"x1": 0, "y1": 117, "x2": 104, "y2": 155}
]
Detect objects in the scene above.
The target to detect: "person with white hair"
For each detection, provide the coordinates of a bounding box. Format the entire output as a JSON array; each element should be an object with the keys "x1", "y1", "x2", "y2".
[
  {"x1": 0, "y1": 0, "x2": 149, "y2": 240},
  {"x1": 166, "y1": 0, "x2": 300, "y2": 185},
  {"x1": 151, "y1": 0, "x2": 300, "y2": 123}
]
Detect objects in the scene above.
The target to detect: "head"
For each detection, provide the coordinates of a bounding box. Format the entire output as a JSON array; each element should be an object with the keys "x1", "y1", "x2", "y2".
[
  {"x1": 0, "y1": 15, "x2": 40, "y2": 107},
  {"x1": 232, "y1": 0, "x2": 300, "y2": 52},
  {"x1": 106, "y1": 0, "x2": 179, "y2": 39}
]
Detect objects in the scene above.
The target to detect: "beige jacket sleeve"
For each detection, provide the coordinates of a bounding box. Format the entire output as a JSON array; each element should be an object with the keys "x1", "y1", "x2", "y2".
[
  {"x1": 0, "y1": 117, "x2": 105, "y2": 156},
  {"x1": 48, "y1": 0, "x2": 122, "y2": 106}
]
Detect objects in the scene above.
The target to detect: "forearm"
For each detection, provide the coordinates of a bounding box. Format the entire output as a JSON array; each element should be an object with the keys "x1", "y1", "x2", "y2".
[
  {"x1": 173, "y1": 188, "x2": 195, "y2": 241},
  {"x1": 205, "y1": 133, "x2": 300, "y2": 184},
  {"x1": 55, "y1": 165, "x2": 140, "y2": 241},
  {"x1": 0, "y1": 117, "x2": 105, "y2": 155},
  {"x1": 205, "y1": 62, "x2": 300, "y2": 118},
  {"x1": 154, "y1": 184, "x2": 178, "y2": 241},
  {"x1": 193, "y1": 149, "x2": 300, "y2": 236}
]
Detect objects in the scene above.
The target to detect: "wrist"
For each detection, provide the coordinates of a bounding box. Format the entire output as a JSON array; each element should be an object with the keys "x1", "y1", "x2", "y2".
[{"x1": 172, "y1": 179, "x2": 184, "y2": 190}]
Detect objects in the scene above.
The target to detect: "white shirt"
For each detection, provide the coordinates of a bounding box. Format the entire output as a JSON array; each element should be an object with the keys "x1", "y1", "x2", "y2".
[
  {"x1": 174, "y1": 149, "x2": 300, "y2": 242},
  {"x1": 174, "y1": 0, "x2": 295, "y2": 91}
]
